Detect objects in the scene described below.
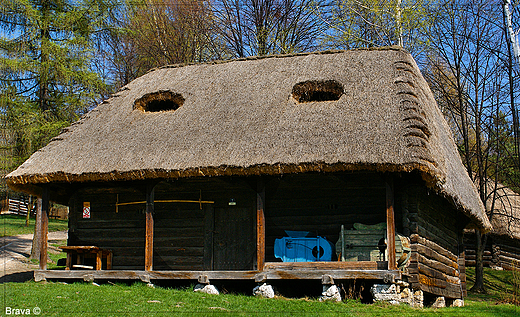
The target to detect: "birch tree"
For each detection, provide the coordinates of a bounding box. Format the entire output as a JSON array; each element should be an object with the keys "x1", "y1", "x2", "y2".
[
  {"x1": 317, "y1": 0, "x2": 435, "y2": 56},
  {"x1": 425, "y1": 0, "x2": 515, "y2": 293}
]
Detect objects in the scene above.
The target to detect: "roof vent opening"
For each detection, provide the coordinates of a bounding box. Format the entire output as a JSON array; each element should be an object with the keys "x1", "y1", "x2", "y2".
[
  {"x1": 292, "y1": 80, "x2": 344, "y2": 103},
  {"x1": 134, "y1": 91, "x2": 184, "y2": 112}
]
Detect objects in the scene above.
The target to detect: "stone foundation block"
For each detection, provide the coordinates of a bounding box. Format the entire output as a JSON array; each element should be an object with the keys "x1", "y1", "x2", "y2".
[
  {"x1": 253, "y1": 283, "x2": 275, "y2": 298},
  {"x1": 194, "y1": 283, "x2": 219, "y2": 295},
  {"x1": 319, "y1": 284, "x2": 342, "y2": 302},
  {"x1": 371, "y1": 284, "x2": 400, "y2": 304},
  {"x1": 451, "y1": 299, "x2": 464, "y2": 307},
  {"x1": 431, "y1": 296, "x2": 445, "y2": 308}
]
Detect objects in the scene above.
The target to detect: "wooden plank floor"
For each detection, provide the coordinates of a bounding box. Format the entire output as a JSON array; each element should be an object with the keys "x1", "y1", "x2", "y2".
[{"x1": 34, "y1": 268, "x2": 401, "y2": 282}]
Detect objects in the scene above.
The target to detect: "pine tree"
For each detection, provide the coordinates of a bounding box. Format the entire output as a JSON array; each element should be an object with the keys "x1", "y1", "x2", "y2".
[{"x1": 0, "y1": 0, "x2": 110, "y2": 170}]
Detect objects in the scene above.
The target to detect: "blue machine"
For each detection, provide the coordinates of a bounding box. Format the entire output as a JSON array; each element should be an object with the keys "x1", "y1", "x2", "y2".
[{"x1": 274, "y1": 231, "x2": 334, "y2": 262}]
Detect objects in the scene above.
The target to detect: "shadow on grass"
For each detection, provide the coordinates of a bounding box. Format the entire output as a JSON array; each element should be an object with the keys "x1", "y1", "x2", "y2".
[{"x1": 0, "y1": 271, "x2": 33, "y2": 283}]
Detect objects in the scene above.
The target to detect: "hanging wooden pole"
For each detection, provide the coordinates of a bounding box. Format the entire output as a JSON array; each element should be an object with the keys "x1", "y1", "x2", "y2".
[
  {"x1": 145, "y1": 183, "x2": 155, "y2": 271},
  {"x1": 39, "y1": 187, "x2": 49, "y2": 270},
  {"x1": 256, "y1": 178, "x2": 266, "y2": 271},
  {"x1": 386, "y1": 175, "x2": 397, "y2": 270}
]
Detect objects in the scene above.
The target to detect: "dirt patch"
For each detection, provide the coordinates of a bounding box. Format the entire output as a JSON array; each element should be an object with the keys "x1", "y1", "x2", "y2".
[{"x1": 1, "y1": 231, "x2": 67, "y2": 283}]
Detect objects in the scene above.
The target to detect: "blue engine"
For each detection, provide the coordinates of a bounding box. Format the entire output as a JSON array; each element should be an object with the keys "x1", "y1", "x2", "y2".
[{"x1": 274, "y1": 231, "x2": 334, "y2": 262}]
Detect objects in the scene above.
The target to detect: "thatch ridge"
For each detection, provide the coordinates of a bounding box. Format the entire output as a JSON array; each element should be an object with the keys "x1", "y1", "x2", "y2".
[{"x1": 6, "y1": 47, "x2": 491, "y2": 231}]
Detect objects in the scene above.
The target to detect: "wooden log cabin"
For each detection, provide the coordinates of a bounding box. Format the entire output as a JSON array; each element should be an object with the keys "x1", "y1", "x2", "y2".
[
  {"x1": 6, "y1": 47, "x2": 492, "y2": 301},
  {"x1": 465, "y1": 184, "x2": 520, "y2": 270}
]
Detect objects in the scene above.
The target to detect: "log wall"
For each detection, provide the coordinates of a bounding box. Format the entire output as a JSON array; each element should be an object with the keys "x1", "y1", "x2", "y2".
[
  {"x1": 264, "y1": 173, "x2": 390, "y2": 262},
  {"x1": 464, "y1": 234, "x2": 520, "y2": 270},
  {"x1": 69, "y1": 178, "x2": 256, "y2": 270},
  {"x1": 401, "y1": 182, "x2": 467, "y2": 299}
]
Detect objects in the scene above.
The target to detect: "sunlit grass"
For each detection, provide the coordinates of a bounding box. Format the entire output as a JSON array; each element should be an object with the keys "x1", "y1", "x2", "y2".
[{"x1": 0, "y1": 214, "x2": 68, "y2": 237}]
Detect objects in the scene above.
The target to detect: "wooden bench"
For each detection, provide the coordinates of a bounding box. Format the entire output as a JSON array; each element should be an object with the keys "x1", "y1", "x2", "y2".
[{"x1": 60, "y1": 246, "x2": 113, "y2": 270}]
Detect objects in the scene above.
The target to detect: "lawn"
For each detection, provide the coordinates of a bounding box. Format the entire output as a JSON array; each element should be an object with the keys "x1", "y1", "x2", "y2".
[
  {"x1": 0, "y1": 214, "x2": 68, "y2": 237},
  {"x1": 1, "y1": 213, "x2": 518, "y2": 315},
  {"x1": 1, "y1": 281, "x2": 518, "y2": 316},
  {"x1": 1, "y1": 268, "x2": 518, "y2": 316}
]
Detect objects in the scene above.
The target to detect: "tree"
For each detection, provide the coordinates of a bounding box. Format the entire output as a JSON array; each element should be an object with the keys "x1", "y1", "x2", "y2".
[
  {"x1": 212, "y1": 0, "x2": 324, "y2": 57},
  {"x1": 1, "y1": 0, "x2": 111, "y2": 261},
  {"x1": 0, "y1": 0, "x2": 109, "y2": 167},
  {"x1": 316, "y1": 0, "x2": 436, "y2": 57},
  {"x1": 424, "y1": 0, "x2": 516, "y2": 293}
]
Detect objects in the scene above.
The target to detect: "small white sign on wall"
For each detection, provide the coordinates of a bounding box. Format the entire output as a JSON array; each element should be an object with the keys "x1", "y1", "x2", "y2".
[{"x1": 83, "y1": 202, "x2": 91, "y2": 219}]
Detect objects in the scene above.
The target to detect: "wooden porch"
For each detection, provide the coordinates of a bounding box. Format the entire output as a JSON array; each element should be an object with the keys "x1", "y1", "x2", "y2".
[
  {"x1": 34, "y1": 261, "x2": 401, "y2": 283},
  {"x1": 35, "y1": 174, "x2": 401, "y2": 282}
]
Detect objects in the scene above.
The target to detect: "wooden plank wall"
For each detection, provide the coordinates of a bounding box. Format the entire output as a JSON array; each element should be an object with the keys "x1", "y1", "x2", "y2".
[
  {"x1": 401, "y1": 183, "x2": 466, "y2": 299},
  {"x1": 264, "y1": 173, "x2": 389, "y2": 262},
  {"x1": 69, "y1": 178, "x2": 256, "y2": 271},
  {"x1": 68, "y1": 187, "x2": 146, "y2": 270}
]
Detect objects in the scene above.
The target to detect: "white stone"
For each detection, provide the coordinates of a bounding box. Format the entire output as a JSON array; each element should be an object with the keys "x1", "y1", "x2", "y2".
[
  {"x1": 431, "y1": 296, "x2": 445, "y2": 308},
  {"x1": 194, "y1": 284, "x2": 219, "y2": 295},
  {"x1": 319, "y1": 284, "x2": 342, "y2": 302},
  {"x1": 399, "y1": 287, "x2": 414, "y2": 305},
  {"x1": 253, "y1": 283, "x2": 275, "y2": 298},
  {"x1": 413, "y1": 290, "x2": 424, "y2": 308},
  {"x1": 371, "y1": 284, "x2": 400, "y2": 302},
  {"x1": 451, "y1": 299, "x2": 464, "y2": 307}
]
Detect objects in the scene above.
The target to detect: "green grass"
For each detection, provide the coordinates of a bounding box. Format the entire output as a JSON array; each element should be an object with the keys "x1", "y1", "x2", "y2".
[
  {"x1": 1, "y1": 268, "x2": 519, "y2": 316},
  {"x1": 1, "y1": 281, "x2": 517, "y2": 316},
  {"x1": 0, "y1": 214, "x2": 68, "y2": 237},
  {"x1": 466, "y1": 267, "x2": 520, "y2": 304}
]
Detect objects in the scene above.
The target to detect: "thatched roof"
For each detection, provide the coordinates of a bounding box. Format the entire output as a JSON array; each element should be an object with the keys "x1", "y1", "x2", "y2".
[
  {"x1": 487, "y1": 184, "x2": 520, "y2": 240},
  {"x1": 6, "y1": 47, "x2": 491, "y2": 231}
]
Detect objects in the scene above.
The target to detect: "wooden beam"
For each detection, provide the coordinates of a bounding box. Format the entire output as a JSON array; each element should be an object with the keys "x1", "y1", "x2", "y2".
[
  {"x1": 386, "y1": 175, "x2": 397, "y2": 270},
  {"x1": 34, "y1": 269, "x2": 401, "y2": 282},
  {"x1": 203, "y1": 204, "x2": 215, "y2": 270},
  {"x1": 145, "y1": 183, "x2": 155, "y2": 271},
  {"x1": 39, "y1": 186, "x2": 49, "y2": 270},
  {"x1": 256, "y1": 178, "x2": 266, "y2": 271},
  {"x1": 264, "y1": 261, "x2": 388, "y2": 270}
]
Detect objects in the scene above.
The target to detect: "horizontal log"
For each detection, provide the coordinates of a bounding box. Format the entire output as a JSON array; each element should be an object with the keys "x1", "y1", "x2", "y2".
[
  {"x1": 464, "y1": 250, "x2": 492, "y2": 256},
  {"x1": 35, "y1": 269, "x2": 401, "y2": 281},
  {"x1": 498, "y1": 255, "x2": 520, "y2": 267},
  {"x1": 464, "y1": 260, "x2": 492, "y2": 267},
  {"x1": 410, "y1": 234, "x2": 458, "y2": 262},
  {"x1": 264, "y1": 261, "x2": 388, "y2": 270},
  {"x1": 500, "y1": 262, "x2": 520, "y2": 271},
  {"x1": 494, "y1": 243, "x2": 520, "y2": 254},
  {"x1": 408, "y1": 273, "x2": 447, "y2": 289},
  {"x1": 409, "y1": 253, "x2": 458, "y2": 277},
  {"x1": 496, "y1": 250, "x2": 520, "y2": 261},
  {"x1": 77, "y1": 220, "x2": 145, "y2": 229},
  {"x1": 411, "y1": 243, "x2": 458, "y2": 270},
  {"x1": 464, "y1": 255, "x2": 493, "y2": 261},
  {"x1": 409, "y1": 223, "x2": 458, "y2": 252},
  {"x1": 410, "y1": 277, "x2": 462, "y2": 299}
]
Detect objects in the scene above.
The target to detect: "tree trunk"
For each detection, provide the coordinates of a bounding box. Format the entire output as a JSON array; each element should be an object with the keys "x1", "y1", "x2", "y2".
[
  {"x1": 471, "y1": 229, "x2": 488, "y2": 293},
  {"x1": 25, "y1": 196, "x2": 32, "y2": 227},
  {"x1": 30, "y1": 197, "x2": 51, "y2": 263},
  {"x1": 30, "y1": 198, "x2": 42, "y2": 260}
]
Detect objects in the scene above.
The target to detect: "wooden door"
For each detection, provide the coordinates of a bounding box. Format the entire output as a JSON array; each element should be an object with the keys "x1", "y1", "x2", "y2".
[{"x1": 212, "y1": 207, "x2": 255, "y2": 270}]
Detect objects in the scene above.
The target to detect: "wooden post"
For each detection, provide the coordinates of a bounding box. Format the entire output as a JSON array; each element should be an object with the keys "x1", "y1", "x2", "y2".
[
  {"x1": 256, "y1": 178, "x2": 266, "y2": 271},
  {"x1": 39, "y1": 186, "x2": 49, "y2": 270},
  {"x1": 203, "y1": 204, "x2": 215, "y2": 270},
  {"x1": 386, "y1": 175, "x2": 397, "y2": 270},
  {"x1": 145, "y1": 183, "x2": 155, "y2": 271},
  {"x1": 96, "y1": 251, "x2": 103, "y2": 270}
]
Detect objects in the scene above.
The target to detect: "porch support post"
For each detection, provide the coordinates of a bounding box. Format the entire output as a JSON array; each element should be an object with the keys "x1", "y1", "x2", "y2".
[
  {"x1": 386, "y1": 175, "x2": 397, "y2": 270},
  {"x1": 39, "y1": 186, "x2": 49, "y2": 270},
  {"x1": 257, "y1": 178, "x2": 266, "y2": 271},
  {"x1": 145, "y1": 183, "x2": 155, "y2": 271}
]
